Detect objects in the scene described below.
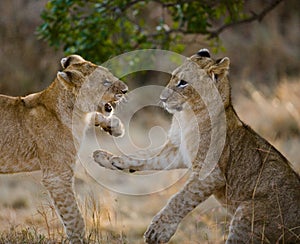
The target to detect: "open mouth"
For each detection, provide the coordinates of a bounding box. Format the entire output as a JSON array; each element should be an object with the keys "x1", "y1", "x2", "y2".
[
  {"x1": 96, "y1": 102, "x2": 114, "y2": 116},
  {"x1": 104, "y1": 103, "x2": 113, "y2": 113},
  {"x1": 110, "y1": 101, "x2": 117, "y2": 109}
]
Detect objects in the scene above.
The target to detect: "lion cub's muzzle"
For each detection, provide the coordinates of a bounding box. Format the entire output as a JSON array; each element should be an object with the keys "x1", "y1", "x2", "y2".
[
  {"x1": 115, "y1": 81, "x2": 128, "y2": 98},
  {"x1": 112, "y1": 83, "x2": 128, "y2": 107},
  {"x1": 114, "y1": 87, "x2": 128, "y2": 100},
  {"x1": 160, "y1": 88, "x2": 185, "y2": 113}
]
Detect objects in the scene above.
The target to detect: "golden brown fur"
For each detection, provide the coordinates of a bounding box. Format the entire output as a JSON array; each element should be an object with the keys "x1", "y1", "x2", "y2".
[
  {"x1": 94, "y1": 49, "x2": 300, "y2": 243},
  {"x1": 0, "y1": 55, "x2": 127, "y2": 243}
]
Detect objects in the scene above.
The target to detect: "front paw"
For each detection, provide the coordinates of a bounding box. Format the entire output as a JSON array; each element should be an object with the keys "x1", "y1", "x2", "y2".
[
  {"x1": 93, "y1": 150, "x2": 120, "y2": 170},
  {"x1": 94, "y1": 113, "x2": 124, "y2": 137},
  {"x1": 144, "y1": 215, "x2": 178, "y2": 244},
  {"x1": 108, "y1": 116, "x2": 124, "y2": 137}
]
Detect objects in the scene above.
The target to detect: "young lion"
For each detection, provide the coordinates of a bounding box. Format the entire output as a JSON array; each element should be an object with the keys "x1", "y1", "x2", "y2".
[
  {"x1": 93, "y1": 49, "x2": 300, "y2": 243},
  {"x1": 0, "y1": 54, "x2": 127, "y2": 244}
]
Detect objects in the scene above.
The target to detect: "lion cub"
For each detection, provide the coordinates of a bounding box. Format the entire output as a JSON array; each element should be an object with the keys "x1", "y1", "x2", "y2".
[
  {"x1": 94, "y1": 49, "x2": 300, "y2": 243},
  {"x1": 0, "y1": 54, "x2": 127, "y2": 243}
]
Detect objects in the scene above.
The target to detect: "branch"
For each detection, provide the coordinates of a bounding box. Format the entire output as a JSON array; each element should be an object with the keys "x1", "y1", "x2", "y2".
[
  {"x1": 208, "y1": 0, "x2": 284, "y2": 39},
  {"x1": 119, "y1": 0, "x2": 285, "y2": 40},
  {"x1": 152, "y1": 0, "x2": 232, "y2": 9}
]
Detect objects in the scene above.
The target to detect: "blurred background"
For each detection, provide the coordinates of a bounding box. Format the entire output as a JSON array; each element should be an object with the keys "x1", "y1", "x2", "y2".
[{"x1": 0, "y1": 0, "x2": 299, "y2": 243}]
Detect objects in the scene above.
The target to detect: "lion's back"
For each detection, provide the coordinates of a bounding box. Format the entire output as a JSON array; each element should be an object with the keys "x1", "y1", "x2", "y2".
[{"x1": 0, "y1": 95, "x2": 46, "y2": 172}]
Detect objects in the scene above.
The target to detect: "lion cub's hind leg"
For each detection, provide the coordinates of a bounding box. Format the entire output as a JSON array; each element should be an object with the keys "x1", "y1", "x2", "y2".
[{"x1": 226, "y1": 200, "x2": 283, "y2": 244}]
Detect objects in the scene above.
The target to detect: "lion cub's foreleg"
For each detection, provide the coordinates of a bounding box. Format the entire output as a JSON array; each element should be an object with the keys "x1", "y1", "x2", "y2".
[{"x1": 93, "y1": 140, "x2": 186, "y2": 171}]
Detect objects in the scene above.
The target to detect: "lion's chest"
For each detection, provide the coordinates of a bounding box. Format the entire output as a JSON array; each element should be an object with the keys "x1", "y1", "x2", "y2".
[{"x1": 170, "y1": 112, "x2": 199, "y2": 167}]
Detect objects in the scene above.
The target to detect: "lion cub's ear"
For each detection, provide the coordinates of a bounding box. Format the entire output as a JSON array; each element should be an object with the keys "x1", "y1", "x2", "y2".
[
  {"x1": 57, "y1": 70, "x2": 83, "y2": 87},
  {"x1": 208, "y1": 57, "x2": 230, "y2": 81},
  {"x1": 60, "y1": 55, "x2": 86, "y2": 69}
]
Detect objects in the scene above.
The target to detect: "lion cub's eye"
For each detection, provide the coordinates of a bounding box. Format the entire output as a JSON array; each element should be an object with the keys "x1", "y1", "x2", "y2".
[
  {"x1": 177, "y1": 79, "x2": 188, "y2": 88},
  {"x1": 103, "y1": 79, "x2": 112, "y2": 86}
]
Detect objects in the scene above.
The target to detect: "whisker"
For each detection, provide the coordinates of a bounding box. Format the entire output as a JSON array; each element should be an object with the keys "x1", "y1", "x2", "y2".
[
  {"x1": 122, "y1": 95, "x2": 128, "y2": 104},
  {"x1": 157, "y1": 100, "x2": 165, "y2": 108}
]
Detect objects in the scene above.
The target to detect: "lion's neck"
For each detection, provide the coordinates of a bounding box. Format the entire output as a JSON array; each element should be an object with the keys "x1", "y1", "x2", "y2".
[
  {"x1": 188, "y1": 101, "x2": 212, "y2": 132},
  {"x1": 171, "y1": 107, "x2": 211, "y2": 168},
  {"x1": 177, "y1": 102, "x2": 236, "y2": 170},
  {"x1": 225, "y1": 105, "x2": 243, "y2": 132},
  {"x1": 40, "y1": 80, "x2": 89, "y2": 147},
  {"x1": 40, "y1": 80, "x2": 86, "y2": 131}
]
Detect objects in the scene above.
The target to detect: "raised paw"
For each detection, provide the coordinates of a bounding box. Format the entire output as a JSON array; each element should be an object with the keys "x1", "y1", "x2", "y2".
[
  {"x1": 108, "y1": 116, "x2": 124, "y2": 137},
  {"x1": 93, "y1": 113, "x2": 124, "y2": 137},
  {"x1": 93, "y1": 150, "x2": 136, "y2": 172},
  {"x1": 144, "y1": 215, "x2": 178, "y2": 244},
  {"x1": 93, "y1": 150, "x2": 120, "y2": 170}
]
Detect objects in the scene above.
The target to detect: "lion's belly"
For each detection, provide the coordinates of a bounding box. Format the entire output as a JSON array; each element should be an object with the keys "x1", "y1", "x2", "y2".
[
  {"x1": 0, "y1": 157, "x2": 40, "y2": 173},
  {"x1": 0, "y1": 120, "x2": 41, "y2": 173},
  {"x1": 0, "y1": 135, "x2": 41, "y2": 173}
]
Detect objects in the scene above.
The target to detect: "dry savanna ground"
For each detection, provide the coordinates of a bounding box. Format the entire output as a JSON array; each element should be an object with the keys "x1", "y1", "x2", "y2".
[{"x1": 0, "y1": 77, "x2": 299, "y2": 244}]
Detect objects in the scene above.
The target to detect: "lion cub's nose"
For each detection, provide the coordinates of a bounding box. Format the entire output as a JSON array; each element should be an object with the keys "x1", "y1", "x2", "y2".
[{"x1": 121, "y1": 88, "x2": 128, "y2": 94}]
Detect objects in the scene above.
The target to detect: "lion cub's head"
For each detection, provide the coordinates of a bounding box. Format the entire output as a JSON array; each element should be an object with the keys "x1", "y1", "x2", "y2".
[
  {"x1": 160, "y1": 49, "x2": 230, "y2": 113},
  {"x1": 56, "y1": 54, "x2": 128, "y2": 113}
]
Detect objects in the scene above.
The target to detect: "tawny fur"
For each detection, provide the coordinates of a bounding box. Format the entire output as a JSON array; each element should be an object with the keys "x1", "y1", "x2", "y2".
[
  {"x1": 0, "y1": 55, "x2": 127, "y2": 244},
  {"x1": 93, "y1": 50, "x2": 300, "y2": 243}
]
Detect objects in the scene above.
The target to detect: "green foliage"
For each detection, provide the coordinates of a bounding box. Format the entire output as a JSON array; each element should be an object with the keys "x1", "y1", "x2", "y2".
[{"x1": 37, "y1": 0, "x2": 248, "y2": 63}]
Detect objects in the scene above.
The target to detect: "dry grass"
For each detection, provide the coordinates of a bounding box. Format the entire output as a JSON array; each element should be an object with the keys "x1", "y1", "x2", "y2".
[{"x1": 234, "y1": 78, "x2": 300, "y2": 171}]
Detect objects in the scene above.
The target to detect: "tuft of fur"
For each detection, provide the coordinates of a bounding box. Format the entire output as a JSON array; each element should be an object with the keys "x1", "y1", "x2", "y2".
[{"x1": 197, "y1": 48, "x2": 211, "y2": 57}]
